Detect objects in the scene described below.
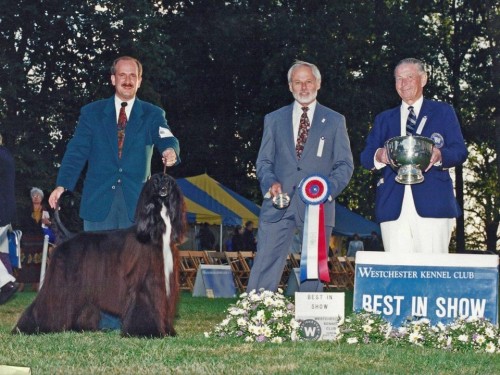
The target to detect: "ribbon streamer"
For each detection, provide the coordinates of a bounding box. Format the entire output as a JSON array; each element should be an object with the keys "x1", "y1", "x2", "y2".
[{"x1": 299, "y1": 175, "x2": 330, "y2": 283}]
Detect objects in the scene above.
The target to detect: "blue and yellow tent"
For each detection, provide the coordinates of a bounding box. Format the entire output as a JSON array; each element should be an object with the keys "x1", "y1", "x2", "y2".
[
  {"x1": 176, "y1": 173, "x2": 379, "y2": 239},
  {"x1": 176, "y1": 173, "x2": 260, "y2": 226}
]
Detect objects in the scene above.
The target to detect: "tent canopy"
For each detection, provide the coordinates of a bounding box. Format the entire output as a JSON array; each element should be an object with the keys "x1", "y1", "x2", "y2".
[
  {"x1": 332, "y1": 203, "x2": 380, "y2": 238},
  {"x1": 176, "y1": 173, "x2": 379, "y2": 237},
  {"x1": 176, "y1": 174, "x2": 259, "y2": 226}
]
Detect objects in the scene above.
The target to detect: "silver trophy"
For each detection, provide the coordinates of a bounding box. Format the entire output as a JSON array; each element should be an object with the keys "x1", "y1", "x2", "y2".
[
  {"x1": 385, "y1": 135, "x2": 434, "y2": 184},
  {"x1": 272, "y1": 192, "x2": 290, "y2": 209}
]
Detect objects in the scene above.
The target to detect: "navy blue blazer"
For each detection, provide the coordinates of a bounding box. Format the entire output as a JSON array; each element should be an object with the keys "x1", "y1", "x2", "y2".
[
  {"x1": 56, "y1": 96, "x2": 180, "y2": 222},
  {"x1": 360, "y1": 99, "x2": 467, "y2": 223},
  {"x1": 257, "y1": 102, "x2": 354, "y2": 226}
]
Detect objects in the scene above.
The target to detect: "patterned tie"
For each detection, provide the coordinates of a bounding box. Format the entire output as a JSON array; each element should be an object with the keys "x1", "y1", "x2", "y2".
[
  {"x1": 296, "y1": 106, "x2": 310, "y2": 158},
  {"x1": 405, "y1": 105, "x2": 417, "y2": 135},
  {"x1": 117, "y1": 102, "x2": 127, "y2": 158}
]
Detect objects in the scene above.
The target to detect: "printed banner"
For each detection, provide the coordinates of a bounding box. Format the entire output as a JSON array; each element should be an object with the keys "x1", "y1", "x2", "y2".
[{"x1": 353, "y1": 252, "x2": 498, "y2": 326}]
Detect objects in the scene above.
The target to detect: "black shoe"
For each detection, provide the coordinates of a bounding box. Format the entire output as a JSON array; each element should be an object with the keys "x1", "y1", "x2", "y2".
[{"x1": 0, "y1": 281, "x2": 18, "y2": 305}]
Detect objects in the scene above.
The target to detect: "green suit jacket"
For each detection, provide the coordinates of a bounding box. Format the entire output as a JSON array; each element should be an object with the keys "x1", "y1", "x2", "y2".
[{"x1": 56, "y1": 96, "x2": 180, "y2": 222}]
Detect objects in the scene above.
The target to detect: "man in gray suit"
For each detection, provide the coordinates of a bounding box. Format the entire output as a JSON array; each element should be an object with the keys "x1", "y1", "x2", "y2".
[{"x1": 247, "y1": 61, "x2": 354, "y2": 292}]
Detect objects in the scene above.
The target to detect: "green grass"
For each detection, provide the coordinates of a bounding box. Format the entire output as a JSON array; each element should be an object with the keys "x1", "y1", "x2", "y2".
[{"x1": 1, "y1": 291, "x2": 499, "y2": 374}]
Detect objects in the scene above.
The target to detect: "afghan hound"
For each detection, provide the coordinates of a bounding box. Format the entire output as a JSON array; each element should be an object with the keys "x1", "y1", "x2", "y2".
[{"x1": 13, "y1": 173, "x2": 186, "y2": 337}]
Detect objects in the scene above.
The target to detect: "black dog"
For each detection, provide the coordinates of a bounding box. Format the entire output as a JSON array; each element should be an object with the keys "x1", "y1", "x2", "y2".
[{"x1": 13, "y1": 173, "x2": 186, "y2": 337}]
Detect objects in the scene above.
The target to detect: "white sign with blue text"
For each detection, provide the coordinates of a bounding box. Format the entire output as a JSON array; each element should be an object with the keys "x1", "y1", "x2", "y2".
[{"x1": 353, "y1": 252, "x2": 498, "y2": 326}]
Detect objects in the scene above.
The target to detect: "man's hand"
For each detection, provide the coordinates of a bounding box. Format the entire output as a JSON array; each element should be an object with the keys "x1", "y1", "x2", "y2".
[
  {"x1": 375, "y1": 147, "x2": 389, "y2": 164},
  {"x1": 269, "y1": 182, "x2": 282, "y2": 198},
  {"x1": 49, "y1": 186, "x2": 66, "y2": 209},
  {"x1": 425, "y1": 147, "x2": 442, "y2": 172},
  {"x1": 162, "y1": 148, "x2": 177, "y2": 167}
]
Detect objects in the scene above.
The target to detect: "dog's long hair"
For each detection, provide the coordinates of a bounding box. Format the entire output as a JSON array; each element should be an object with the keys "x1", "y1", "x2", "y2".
[{"x1": 13, "y1": 173, "x2": 186, "y2": 337}]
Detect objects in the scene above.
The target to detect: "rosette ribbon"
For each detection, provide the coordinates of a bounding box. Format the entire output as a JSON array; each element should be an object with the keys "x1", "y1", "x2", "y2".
[{"x1": 298, "y1": 175, "x2": 330, "y2": 283}]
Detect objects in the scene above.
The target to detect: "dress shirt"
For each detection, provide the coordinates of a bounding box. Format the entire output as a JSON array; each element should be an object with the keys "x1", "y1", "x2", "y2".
[
  {"x1": 292, "y1": 100, "x2": 317, "y2": 145},
  {"x1": 114, "y1": 96, "x2": 136, "y2": 122}
]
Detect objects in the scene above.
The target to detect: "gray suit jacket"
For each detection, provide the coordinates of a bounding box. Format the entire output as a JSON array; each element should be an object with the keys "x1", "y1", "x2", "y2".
[{"x1": 256, "y1": 102, "x2": 354, "y2": 226}]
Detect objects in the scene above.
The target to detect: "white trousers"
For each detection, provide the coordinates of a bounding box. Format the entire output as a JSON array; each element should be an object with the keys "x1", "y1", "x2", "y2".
[
  {"x1": 381, "y1": 186, "x2": 454, "y2": 253},
  {"x1": 0, "y1": 225, "x2": 15, "y2": 287}
]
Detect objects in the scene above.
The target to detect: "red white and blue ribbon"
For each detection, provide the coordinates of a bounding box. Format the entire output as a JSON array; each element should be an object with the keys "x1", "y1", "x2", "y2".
[{"x1": 298, "y1": 175, "x2": 330, "y2": 283}]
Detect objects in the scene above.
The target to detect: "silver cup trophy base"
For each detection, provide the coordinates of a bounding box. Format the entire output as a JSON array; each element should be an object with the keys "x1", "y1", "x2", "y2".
[
  {"x1": 396, "y1": 164, "x2": 424, "y2": 184},
  {"x1": 272, "y1": 193, "x2": 290, "y2": 209},
  {"x1": 385, "y1": 135, "x2": 434, "y2": 185}
]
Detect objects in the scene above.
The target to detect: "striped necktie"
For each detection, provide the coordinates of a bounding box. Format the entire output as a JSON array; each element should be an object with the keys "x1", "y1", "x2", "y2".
[{"x1": 405, "y1": 106, "x2": 417, "y2": 135}]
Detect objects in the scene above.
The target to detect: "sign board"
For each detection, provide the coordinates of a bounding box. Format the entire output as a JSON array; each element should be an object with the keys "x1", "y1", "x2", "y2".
[
  {"x1": 354, "y1": 252, "x2": 499, "y2": 326},
  {"x1": 295, "y1": 292, "x2": 344, "y2": 341},
  {"x1": 193, "y1": 265, "x2": 237, "y2": 298}
]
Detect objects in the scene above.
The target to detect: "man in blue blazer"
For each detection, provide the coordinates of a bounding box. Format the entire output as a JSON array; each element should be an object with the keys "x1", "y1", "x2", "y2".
[
  {"x1": 247, "y1": 61, "x2": 354, "y2": 292},
  {"x1": 49, "y1": 56, "x2": 180, "y2": 231},
  {"x1": 360, "y1": 58, "x2": 467, "y2": 253}
]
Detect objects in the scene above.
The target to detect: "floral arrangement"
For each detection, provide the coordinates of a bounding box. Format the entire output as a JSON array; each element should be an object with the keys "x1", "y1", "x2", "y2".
[
  {"x1": 337, "y1": 310, "x2": 393, "y2": 345},
  {"x1": 340, "y1": 312, "x2": 500, "y2": 354},
  {"x1": 205, "y1": 288, "x2": 301, "y2": 343},
  {"x1": 207, "y1": 289, "x2": 500, "y2": 352}
]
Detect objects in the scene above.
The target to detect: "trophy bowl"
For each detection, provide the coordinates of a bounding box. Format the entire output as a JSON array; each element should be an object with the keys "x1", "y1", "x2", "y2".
[
  {"x1": 385, "y1": 135, "x2": 434, "y2": 184},
  {"x1": 272, "y1": 192, "x2": 290, "y2": 209}
]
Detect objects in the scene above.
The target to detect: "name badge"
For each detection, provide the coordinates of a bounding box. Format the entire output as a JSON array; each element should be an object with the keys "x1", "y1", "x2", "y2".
[{"x1": 317, "y1": 137, "x2": 325, "y2": 157}]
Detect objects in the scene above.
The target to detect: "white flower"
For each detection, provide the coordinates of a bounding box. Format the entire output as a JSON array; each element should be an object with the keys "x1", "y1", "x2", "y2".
[
  {"x1": 485, "y1": 342, "x2": 496, "y2": 353},
  {"x1": 409, "y1": 332, "x2": 422, "y2": 344},
  {"x1": 347, "y1": 337, "x2": 358, "y2": 344},
  {"x1": 271, "y1": 336, "x2": 283, "y2": 344},
  {"x1": 204, "y1": 332, "x2": 210, "y2": 338},
  {"x1": 237, "y1": 318, "x2": 248, "y2": 327},
  {"x1": 244, "y1": 336, "x2": 254, "y2": 343},
  {"x1": 485, "y1": 327, "x2": 495, "y2": 338},
  {"x1": 272, "y1": 309, "x2": 284, "y2": 319},
  {"x1": 458, "y1": 334, "x2": 469, "y2": 343},
  {"x1": 262, "y1": 325, "x2": 273, "y2": 337},
  {"x1": 263, "y1": 297, "x2": 275, "y2": 307},
  {"x1": 229, "y1": 307, "x2": 245, "y2": 316},
  {"x1": 290, "y1": 319, "x2": 300, "y2": 329},
  {"x1": 220, "y1": 318, "x2": 231, "y2": 327},
  {"x1": 475, "y1": 335, "x2": 486, "y2": 345},
  {"x1": 362, "y1": 324, "x2": 373, "y2": 333}
]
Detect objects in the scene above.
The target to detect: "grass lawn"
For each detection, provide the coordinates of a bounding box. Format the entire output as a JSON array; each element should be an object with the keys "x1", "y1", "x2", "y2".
[{"x1": 1, "y1": 290, "x2": 499, "y2": 374}]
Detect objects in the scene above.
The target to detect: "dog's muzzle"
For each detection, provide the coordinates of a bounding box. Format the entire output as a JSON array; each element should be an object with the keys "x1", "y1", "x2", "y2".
[{"x1": 159, "y1": 186, "x2": 168, "y2": 197}]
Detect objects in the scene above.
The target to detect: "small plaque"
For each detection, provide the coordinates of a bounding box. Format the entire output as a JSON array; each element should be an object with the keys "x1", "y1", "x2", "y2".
[{"x1": 295, "y1": 292, "x2": 344, "y2": 340}]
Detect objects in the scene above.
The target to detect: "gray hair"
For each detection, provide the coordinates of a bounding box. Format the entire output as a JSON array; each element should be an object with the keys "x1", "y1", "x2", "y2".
[
  {"x1": 30, "y1": 187, "x2": 44, "y2": 199},
  {"x1": 287, "y1": 60, "x2": 321, "y2": 83},
  {"x1": 394, "y1": 58, "x2": 427, "y2": 76}
]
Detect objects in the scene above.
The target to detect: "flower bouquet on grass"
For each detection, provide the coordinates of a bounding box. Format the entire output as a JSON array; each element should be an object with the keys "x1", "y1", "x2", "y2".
[
  {"x1": 338, "y1": 310, "x2": 393, "y2": 345},
  {"x1": 206, "y1": 288, "x2": 301, "y2": 343},
  {"x1": 396, "y1": 316, "x2": 500, "y2": 353}
]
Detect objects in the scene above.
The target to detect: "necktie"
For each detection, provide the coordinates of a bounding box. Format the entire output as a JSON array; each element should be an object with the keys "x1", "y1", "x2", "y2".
[
  {"x1": 405, "y1": 106, "x2": 417, "y2": 135},
  {"x1": 296, "y1": 106, "x2": 310, "y2": 158},
  {"x1": 117, "y1": 102, "x2": 127, "y2": 158}
]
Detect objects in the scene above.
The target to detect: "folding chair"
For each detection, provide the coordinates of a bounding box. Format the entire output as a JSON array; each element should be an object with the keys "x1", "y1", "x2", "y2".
[
  {"x1": 178, "y1": 250, "x2": 197, "y2": 291},
  {"x1": 188, "y1": 250, "x2": 210, "y2": 268},
  {"x1": 327, "y1": 255, "x2": 352, "y2": 290},
  {"x1": 204, "y1": 251, "x2": 227, "y2": 265},
  {"x1": 225, "y1": 252, "x2": 250, "y2": 292},
  {"x1": 289, "y1": 253, "x2": 301, "y2": 269}
]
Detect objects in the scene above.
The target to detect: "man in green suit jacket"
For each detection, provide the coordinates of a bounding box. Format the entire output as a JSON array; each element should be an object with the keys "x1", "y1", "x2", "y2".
[{"x1": 49, "y1": 56, "x2": 180, "y2": 231}]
